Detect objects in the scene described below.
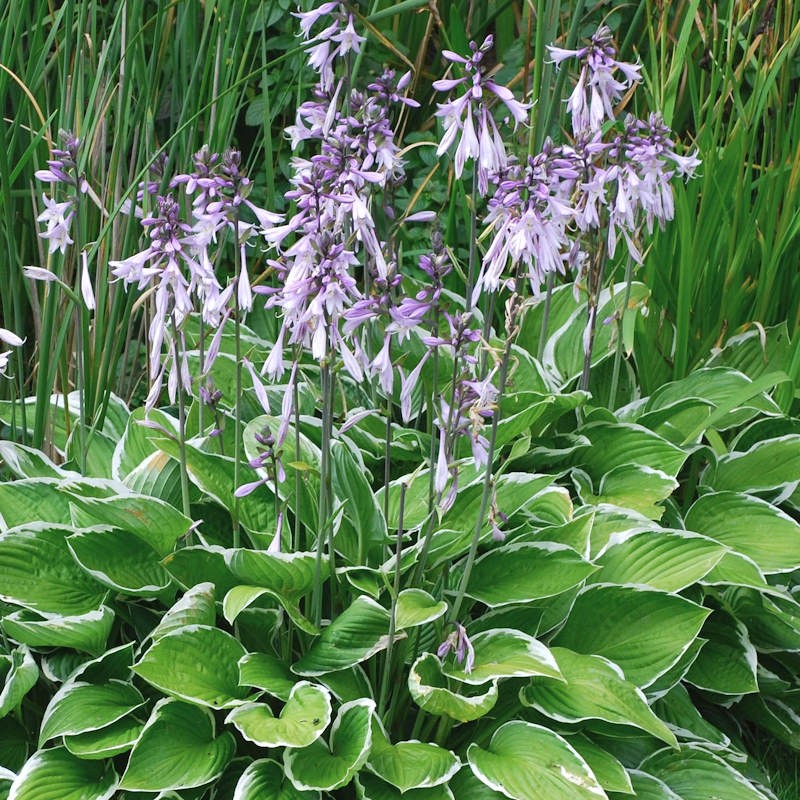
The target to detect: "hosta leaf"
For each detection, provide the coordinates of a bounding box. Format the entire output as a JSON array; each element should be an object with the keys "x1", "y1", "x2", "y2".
[
  {"x1": 224, "y1": 585, "x2": 314, "y2": 635},
  {"x1": 0, "y1": 480, "x2": 73, "y2": 527},
  {"x1": 585, "y1": 465, "x2": 678, "y2": 520},
  {"x1": 651, "y1": 684, "x2": 730, "y2": 747},
  {"x1": 119, "y1": 699, "x2": 235, "y2": 791},
  {"x1": 700, "y1": 552, "x2": 781, "y2": 596},
  {"x1": 704, "y1": 435, "x2": 800, "y2": 494},
  {"x1": 441, "y1": 629, "x2": 562, "y2": 685},
  {"x1": 685, "y1": 491, "x2": 800, "y2": 573},
  {"x1": 225, "y1": 682, "x2": 331, "y2": 748},
  {"x1": 163, "y1": 545, "x2": 239, "y2": 594},
  {"x1": 728, "y1": 589, "x2": 800, "y2": 652},
  {"x1": 356, "y1": 771, "x2": 455, "y2": 800},
  {"x1": 552, "y1": 585, "x2": 709, "y2": 687},
  {"x1": 737, "y1": 695, "x2": 800, "y2": 750},
  {"x1": 151, "y1": 582, "x2": 216, "y2": 640},
  {"x1": 67, "y1": 529, "x2": 173, "y2": 597},
  {"x1": 134, "y1": 625, "x2": 249, "y2": 708},
  {"x1": 566, "y1": 735, "x2": 633, "y2": 795},
  {"x1": 367, "y1": 717, "x2": 460, "y2": 792},
  {"x1": 239, "y1": 652, "x2": 296, "y2": 701},
  {"x1": 395, "y1": 589, "x2": 447, "y2": 629},
  {"x1": 447, "y1": 768, "x2": 505, "y2": 799},
  {"x1": 316, "y1": 667, "x2": 373, "y2": 704},
  {"x1": 63, "y1": 715, "x2": 143, "y2": 760},
  {"x1": 3, "y1": 607, "x2": 114, "y2": 656},
  {"x1": 592, "y1": 530, "x2": 725, "y2": 592},
  {"x1": 0, "y1": 716, "x2": 28, "y2": 772},
  {"x1": 0, "y1": 441, "x2": 77, "y2": 480},
  {"x1": 467, "y1": 721, "x2": 607, "y2": 800},
  {"x1": 112, "y1": 407, "x2": 178, "y2": 480},
  {"x1": 8, "y1": 747, "x2": 117, "y2": 800},
  {"x1": 408, "y1": 654, "x2": 498, "y2": 723},
  {"x1": 233, "y1": 759, "x2": 320, "y2": 799},
  {"x1": 39, "y1": 680, "x2": 145, "y2": 745},
  {"x1": 466, "y1": 542, "x2": 597, "y2": 607},
  {"x1": 0, "y1": 647, "x2": 38, "y2": 718},
  {"x1": 618, "y1": 770, "x2": 682, "y2": 800},
  {"x1": 641, "y1": 745, "x2": 771, "y2": 800},
  {"x1": 521, "y1": 647, "x2": 676, "y2": 745},
  {"x1": 66, "y1": 493, "x2": 191, "y2": 558},
  {"x1": 71, "y1": 642, "x2": 135, "y2": 684},
  {"x1": 576, "y1": 422, "x2": 687, "y2": 480},
  {"x1": 0, "y1": 525, "x2": 107, "y2": 614},
  {"x1": 684, "y1": 610, "x2": 758, "y2": 695},
  {"x1": 284, "y1": 698, "x2": 374, "y2": 792},
  {"x1": 293, "y1": 596, "x2": 401, "y2": 676}
]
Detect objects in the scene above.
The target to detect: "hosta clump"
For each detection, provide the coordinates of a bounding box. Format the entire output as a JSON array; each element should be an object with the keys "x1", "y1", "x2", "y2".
[{"x1": 0, "y1": 6, "x2": 798, "y2": 800}]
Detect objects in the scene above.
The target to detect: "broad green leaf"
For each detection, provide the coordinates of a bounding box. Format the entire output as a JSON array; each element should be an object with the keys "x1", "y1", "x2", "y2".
[
  {"x1": 447, "y1": 768, "x2": 505, "y2": 799},
  {"x1": 0, "y1": 480, "x2": 73, "y2": 527},
  {"x1": 293, "y1": 596, "x2": 401, "y2": 676},
  {"x1": 441, "y1": 629, "x2": 562, "y2": 685},
  {"x1": 0, "y1": 647, "x2": 38, "y2": 718},
  {"x1": 112, "y1": 407, "x2": 178, "y2": 480},
  {"x1": 0, "y1": 441, "x2": 78, "y2": 480},
  {"x1": 576, "y1": 422, "x2": 687, "y2": 480},
  {"x1": 67, "y1": 493, "x2": 191, "y2": 558},
  {"x1": 641, "y1": 745, "x2": 771, "y2": 800},
  {"x1": 466, "y1": 542, "x2": 597, "y2": 607},
  {"x1": 395, "y1": 589, "x2": 447, "y2": 629},
  {"x1": 552, "y1": 585, "x2": 709, "y2": 687},
  {"x1": 67, "y1": 529, "x2": 173, "y2": 597},
  {"x1": 592, "y1": 530, "x2": 724, "y2": 592},
  {"x1": 134, "y1": 625, "x2": 249, "y2": 708},
  {"x1": 8, "y1": 747, "x2": 117, "y2": 800},
  {"x1": 163, "y1": 545, "x2": 240, "y2": 595},
  {"x1": 3, "y1": 607, "x2": 114, "y2": 656},
  {"x1": 566, "y1": 735, "x2": 633, "y2": 795},
  {"x1": 685, "y1": 491, "x2": 800, "y2": 573},
  {"x1": 684, "y1": 610, "x2": 758, "y2": 695},
  {"x1": 356, "y1": 771, "x2": 455, "y2": 800},
  {"x1": 408, "y1": 654, "x2": 498, "y2": 723},
  {"x1": 225, "y1": 682, "x2": 331, "y2": 748},
  {"x1": 736, "y1": 695, "x2": 800, "y2": 750},
  {"x1": 71, "y1": 642, "x2": 135, "y2": 684},
  {"x1": 651, "y1": 684, "x2": 730, "y2": 747},
  {"x1": 63, "y1": 716, "x2": 143, "y2": 760},
  {"x1": 239, "y1": 652, "x2": 296, "y2": 701},
  {"x1": 0, "y1": 524, "x2": 107, "y2": 614},
  {"x1": 233, "y1": 759, "x2": 320, "y2": 799},
  {"x1": 284, "y1": 699, "x2": 374, "y2": 792},
  {"x1": 151, "y1": 582, "x2": 216, "y2": 641},
  {"x1": 617, "y1": 770, "x2": 682, "y2": 800},
  {"x1": 224, "y1": 585, "x2": 314, "y2": 635},
  {"x1": 39, "y1": 680, "x2": 145, "y2": 745},
  {"x1": 0, "y1": 716, "x2": 27, "y2": 773},
  {"x1": 119, "y1": 699, "x2": 235, "y2": 791},
  {"x1": 367, "y1": 717, "x2": 460, "y2": 792},
  {"x1": 583, "y1": 465, "x2": 678, "y2": 520},
  {"x1": 521, "y1": 648, "x2": 676, "y2": 746},
  {"x1": 467, "y1": 721, "x2": 607, "y2": 800},
  {"x1": 316, "y1": 667, "x2": 373, "y2": 704},
  {"x1": 700, "y1": 552, "x2": 782, "y2": 597},
  {"x1": 704, "y1": 435, "x2": 800, "y2": 494}
]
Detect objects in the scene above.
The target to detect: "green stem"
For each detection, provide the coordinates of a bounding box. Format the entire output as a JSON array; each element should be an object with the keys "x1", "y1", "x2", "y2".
[
  {"x1": 538, "y1": 270, "x2": 555, "y2": 362},
  {"x1": 171, "y1": 315, "x2": 192, "y2": 522},
  {"x1": 579, "y1": 246, "x2": 609, "y2": 394},
  {"x1": 232, "y1": 219, "x2": 242, "y2": 549},
  {"x1": 313, "y1": 359, "x2": 334, "y2": 627},
  {"x1": 465, "y1": 168, "x2": 479, "y2": 310},
  {"x1": 608, "y1": 256, "x2": 634, "y2": 408}
]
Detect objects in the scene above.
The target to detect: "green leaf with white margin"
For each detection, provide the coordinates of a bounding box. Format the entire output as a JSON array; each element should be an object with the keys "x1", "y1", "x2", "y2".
[
  {"x1": 119, "y1": 699, "x2": 235, "y2": 791},
  {"x1": 356, "y1": 771, "x2": 455, "y2": 800},
  {"x1": 63, "y1": 716, "x2": 143, "y2": 760},
  {"x1": 684, "y1": 610, "x2": 758, "y2": 695},
  {"x1": 112, "y1": 406, "x2": 178, "y2": 480},
  {"x1": 233, "y1": 759, "x2": 320, "y2": 800},
  {"x1": 466, "y1": 542, "x2": 598, "y2": 607},
  {"x1": 641, "y1": 744, "x2": 772, "y2": 800},
  {"x1": 447, "y1": 768, "x2": 505, "y2": 799},
  {"x1": 409, "y1": 654, "x2": 498, "y2": 723},
  {"x1": 163, "y1": 545, "x2": 240, "y2": 595},
  {"x1": 566, "y1": 735, "x2": 633, "y2": 795},
  {"x1": 0, "y1": 524, "x2": 107, "y2": 614},
  {"x1": 293, "y1": 596, "x2": 402, "y2": 677},
  {"x1": 134, "y1": 625, "x2": 249, "y2": 708},
  {"x1": 239, "y1": 652, "x2": 296, "y2": 701},
  {"x1": 151, "y1": 582, "x2": 216, "y2": 641},
  {"x1": 395, "y1": 589, "x2": 447, "y2": 630},
  {"x1": 700, "y1": 551, "x2": 786, "y2": 598},
  {"x1": 284, "y1": 698, "x2": 374, "y2": 792},
  {"x1": 67, "y1": 493, "x2": 191, "y2": 558},
  {"x1": 39, "y1": 680, "x2": 145, "y2": 745},
  {"x1": 0, "y1": 441, "x2": 79, "y2": 480},
  {"x1": 2, "y1": 607, "x2": 114, "y2": 656},
  {"x1": 67, "y1": 529, "x2": 173, "y2": 597},
  {"x1": 366, "y1": 716, "x2": 460, "y2": 792},
  {"x1": 685, "y1": 491, "x2": 800, "y2": 573},
  {"x1": 467, "y1": 720, "x2": 607, "y2": 800},
  {"x1": 7, "y1": 747, "x2": 117, "y2": 800},
  {"x1": 552, "y1": 585, "x2": 710, "y2": 687},
  {"x1": 521, "y1": 648, "x2": 676, "y2": 746},
  {"x1": 584, "y1": 465, "x2": 678, "y2": 520},
  {"x1": 226, "y1": 549, "x2": 323, "y2": 634},
  {"x1": 225, "y1": 682, "x2": 332, "y2": 748},
  {"x1": 0, "y1": 480, "x2": 73, "y2": 527},
  {"x1": 651, "y1": 684, "x2": 730, "y2": 748},
  {"x1": 0, "y1": 646, "x2": 38, "y2": 718},
  {"x1": 615, "y1": 770, "x2": 682, "y2": 800},
  {"x1": 224, "y1": 585, "x2": 315, "y2": 635},
  {"x1": 703, "y1": 435, "x2": 800, "y2": 494},
  {"x1": 591, "y1": 529, "x2": 725, "y2": 592},
  {"x1": 728, "y1": 589, "x2": 800, "y2": 652},
  {"x1": 441, "y1": 629, "x2": 562, "y2": 685}
]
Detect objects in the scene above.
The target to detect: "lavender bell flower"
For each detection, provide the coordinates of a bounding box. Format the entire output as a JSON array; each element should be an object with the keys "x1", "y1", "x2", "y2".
[
  {"x1": 0, "y1": 328, "x2": 24, "y2": 378},
  {"x1": 437, "y1": 622, "x2": 476, "y2": 673}
]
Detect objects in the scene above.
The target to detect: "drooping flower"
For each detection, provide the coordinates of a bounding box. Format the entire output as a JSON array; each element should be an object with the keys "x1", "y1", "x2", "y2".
[
  {"x1": 437, "y1": 622, "x2": 475, "y2": 673},
  {"x1": 0, "y1": 328, "x2": 24, "y2": 378}
]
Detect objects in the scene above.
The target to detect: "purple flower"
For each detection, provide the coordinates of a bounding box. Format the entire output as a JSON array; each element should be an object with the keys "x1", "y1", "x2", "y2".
[
  {"x1": 0, "y1": 328, "x2": 24, "y2": 378},
  {"x1": 437, "y1": 623, "x2": 475, "y2": 673},
  {"x1": 36, "y1": 195, "x2": 74, "y2": 255}
]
